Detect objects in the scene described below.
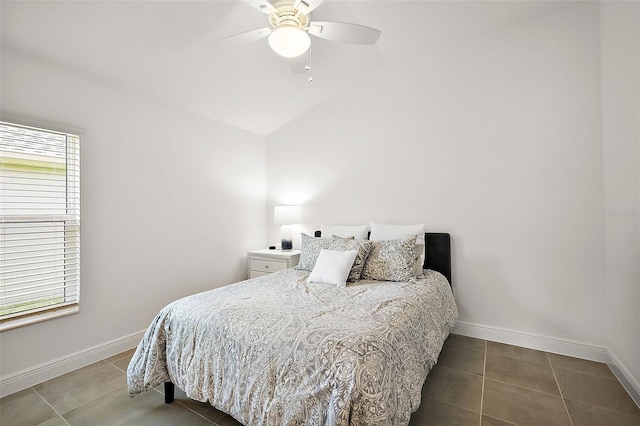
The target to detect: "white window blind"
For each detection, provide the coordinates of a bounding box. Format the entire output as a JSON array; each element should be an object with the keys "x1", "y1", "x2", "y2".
[{"x1": 0, "y1": 121, "x2": 80, "y2": 330}]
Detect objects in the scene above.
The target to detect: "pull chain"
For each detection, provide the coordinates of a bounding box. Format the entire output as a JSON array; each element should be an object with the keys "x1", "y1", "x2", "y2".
[{"x1": 306, "y1": 48, "x2": 313, "y2": 82}]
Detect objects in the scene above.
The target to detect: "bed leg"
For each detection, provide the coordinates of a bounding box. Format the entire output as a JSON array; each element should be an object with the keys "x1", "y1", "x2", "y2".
[{"x1": 164, "y1": 382, "x2": 175, "y2": 403}]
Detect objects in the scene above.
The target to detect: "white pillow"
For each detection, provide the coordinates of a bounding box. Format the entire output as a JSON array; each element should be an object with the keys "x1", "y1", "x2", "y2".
[
  {"x1": 321, "y1": 224, "x2": 369, "y2": 240},
  {"x1": 369, "y1": 222, "x2": 425, "y2": 242},
  {"x1": 307, "y1": 249, "x2": 358, "y2": 288}
]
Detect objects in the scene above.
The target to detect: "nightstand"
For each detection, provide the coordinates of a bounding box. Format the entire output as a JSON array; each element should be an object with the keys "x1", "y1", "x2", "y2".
[{"x1": 247, "y1": 249, "x2": 300, "y2": 279}]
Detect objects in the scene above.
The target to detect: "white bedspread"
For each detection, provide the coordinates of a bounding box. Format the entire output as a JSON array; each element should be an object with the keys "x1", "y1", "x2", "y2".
[{"x1": 127, "y1": 268, "x2": 458, "y2": 425}]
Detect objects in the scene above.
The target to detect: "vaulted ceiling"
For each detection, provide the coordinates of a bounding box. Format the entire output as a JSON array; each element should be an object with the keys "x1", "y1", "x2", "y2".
[{"x1": 2, "y1": 0, "x2": 566, "y2": 136}]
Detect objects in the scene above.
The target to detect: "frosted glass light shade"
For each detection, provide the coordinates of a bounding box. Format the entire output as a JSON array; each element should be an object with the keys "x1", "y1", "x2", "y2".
[
  {"x1": 268, "y1": 26, "x2": 311, "y2": 58},
  {"x1": 274, "y1": 205, "x2": 301, "y2": 225}
]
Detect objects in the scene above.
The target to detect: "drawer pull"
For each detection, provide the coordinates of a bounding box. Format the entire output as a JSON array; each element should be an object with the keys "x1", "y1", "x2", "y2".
[{"x1": 248, "y1": 259, "x2": 287, "y2": 273}]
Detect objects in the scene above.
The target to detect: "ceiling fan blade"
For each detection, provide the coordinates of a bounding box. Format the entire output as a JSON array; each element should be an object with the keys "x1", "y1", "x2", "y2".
[
  {"x1": 218, "y1": 27, "x2": 271, "y2": 44},
  {"x1": 308, "y1": 21, "x2": 381, "y2": 45},
  {"x1": 241, "y1": 0, "x2": 276, "y2": 15},
  {"x1": 297, "y1": 0, "x2": 325, "y2": 14}
]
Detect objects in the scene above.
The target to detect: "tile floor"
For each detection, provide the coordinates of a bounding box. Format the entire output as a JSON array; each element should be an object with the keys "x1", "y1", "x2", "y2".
[{"x1": 2, "y1": 334, "x2": 639, "y2": 425}]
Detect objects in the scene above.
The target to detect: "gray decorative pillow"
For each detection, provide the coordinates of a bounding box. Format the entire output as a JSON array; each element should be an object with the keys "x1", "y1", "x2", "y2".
[
  {"x1": 330, "y1": 236, "x2": 373, "y2": 282},
  {"x1": 296, "y1": 233, "x2": 333, "y2": 271},
  {"x1": 414, "y1": 242, "x2": 425, "y2": 278},
  {"x1": 361, "y1": 237, "x2": 417, "y2": 282}
]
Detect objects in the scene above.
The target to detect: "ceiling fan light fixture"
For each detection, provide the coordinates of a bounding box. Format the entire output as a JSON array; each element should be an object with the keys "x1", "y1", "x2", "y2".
[{"x1": 268, "y1": 25, "x2": 311, "y2": 58}]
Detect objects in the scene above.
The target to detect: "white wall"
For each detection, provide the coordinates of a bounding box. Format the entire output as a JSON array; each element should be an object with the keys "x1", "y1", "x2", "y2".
[
  {"x1": 267, "y1": 2, "x2": 607, "y2": 350},
  {"x1": 601, "y1": 1, "x2": 640, "y2": 391},
  {"x1": 0, "y1": 48, "x2": 267, "y2": 383}
]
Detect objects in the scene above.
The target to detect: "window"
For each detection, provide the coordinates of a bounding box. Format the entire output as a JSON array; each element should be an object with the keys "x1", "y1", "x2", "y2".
[{"x1": 0, "y1": 121, "x2": 80, "y2": 331}]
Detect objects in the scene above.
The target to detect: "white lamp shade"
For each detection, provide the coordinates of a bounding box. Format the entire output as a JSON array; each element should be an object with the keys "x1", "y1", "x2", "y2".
[
  {"x1": 274, "y1": 205, "x2": 301, "y2": 225},
  {"x1": 268, "y1": 26, "x2": 311, "y2": 58}
]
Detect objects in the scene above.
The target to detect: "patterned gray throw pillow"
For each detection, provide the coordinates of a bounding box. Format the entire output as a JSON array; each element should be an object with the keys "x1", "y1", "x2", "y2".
[
  {"x1": 296, "y1": 233, "x2": 333, "y2": 272},
  {"x1": 329, "y1": 237, "x2": 373, "y2": 282},
  {"x1": 361, "y1": 237, "x2": 417, "y2": 282}
]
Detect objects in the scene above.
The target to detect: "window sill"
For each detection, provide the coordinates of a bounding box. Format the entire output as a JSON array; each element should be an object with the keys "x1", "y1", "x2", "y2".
[{"x1": 0, "y1": 305, "x2": 80, "y2": 332}]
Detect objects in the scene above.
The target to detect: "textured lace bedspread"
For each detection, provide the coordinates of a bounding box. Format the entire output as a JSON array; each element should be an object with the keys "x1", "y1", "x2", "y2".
[{"x1": 127, "y1": 268, "x2": 458, "y2": 425}]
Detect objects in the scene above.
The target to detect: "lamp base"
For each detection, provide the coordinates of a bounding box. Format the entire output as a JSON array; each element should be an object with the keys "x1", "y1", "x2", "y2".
[
  {"x1": 281, "y1": 239, "x2": 293, "y2": 251},
  {"x1": 280, "y1": 224, "x2": 294, "y2": 251}
]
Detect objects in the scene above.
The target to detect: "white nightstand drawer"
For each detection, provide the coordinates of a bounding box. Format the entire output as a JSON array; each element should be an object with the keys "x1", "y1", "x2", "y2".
[
  {"x1": 249, "y1": 259, "x2": 287, "y2": 274},
  {"x1": 247, "y1": 249, "x2": 300, "y2": 279}
]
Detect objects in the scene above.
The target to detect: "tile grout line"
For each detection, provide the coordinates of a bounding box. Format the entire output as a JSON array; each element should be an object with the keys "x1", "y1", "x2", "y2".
[
  {"x1": 156, "y1": 385, "x2": 225, "y2": 425},
  {"x1": 479, "y1": 339, "x2": 487, "y2": 426},
  {"x1": 546, "y1": 352, "x2": 574, "y2": 426},
  {"x1": 31, "y1": 386, "x2": 71, "y2": 426},
  {"x1": 105, "y1": 359, "x2": 126, "y2": 373},
  {"x1": 485, "y1": 349, "x2": 549, "y2": 367},
  {"x1": 436, "y1": 364, "x2": 484, "y2": 378},
  {"x1": 481, "y1": 345, "x2": 579, "y2": 399},
  {"x1": 483, "y1": 375, "x2": 570, "y2": 399},
  {"x1": 173, "y1": 398, "x2": 219, "y2": 425},
  {"x1": 555, "y1": 364, "x2": 629, "y2": 382},
  {"x1": 548, "y1": 354, "x2": 622, "y2": 380},
  {"x1": 424, "y1": 394, "x2": 482, "y2": 415},
  {"x1": 483, "y1": 414, "x2": 520, "y2": 426}
]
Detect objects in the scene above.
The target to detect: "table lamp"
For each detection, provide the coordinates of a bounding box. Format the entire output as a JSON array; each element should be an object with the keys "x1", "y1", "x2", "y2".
[{"x1": 274, "y1": 205, "x2": 300, "y2": 251}]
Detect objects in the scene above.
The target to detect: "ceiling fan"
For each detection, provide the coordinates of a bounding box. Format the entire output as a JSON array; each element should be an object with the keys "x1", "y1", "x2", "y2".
[{"x1": 225, "y1": 0, "x2": 381, "y2": 58}]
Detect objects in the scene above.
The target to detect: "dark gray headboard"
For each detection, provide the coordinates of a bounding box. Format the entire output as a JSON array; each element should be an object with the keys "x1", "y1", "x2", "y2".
[
  {"x1": 423, "y1": 233, "x2": 452, "y2": 286},
  {"x1": 313, "y1": 231, "x2": 452, "y2": 286}
]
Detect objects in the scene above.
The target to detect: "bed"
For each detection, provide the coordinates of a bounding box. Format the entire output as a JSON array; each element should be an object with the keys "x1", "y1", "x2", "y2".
[{"x1": 127, "y1": 231, "x2": 458, "y2": 425}]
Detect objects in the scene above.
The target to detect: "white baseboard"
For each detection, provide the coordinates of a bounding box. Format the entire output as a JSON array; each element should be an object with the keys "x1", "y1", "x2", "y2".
[
  {"x1": 0, "y1": 329, "x2": 146, "y2": 398},
  {"x1": 607, "y1": 349, "x2": 640, "y2": 408},
  {"x1": 452, "y1": 320, "x2": 640, "y2": 408},
  {"x1": 452, "y1": 321, "x2": 609, "y2": 362}
]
